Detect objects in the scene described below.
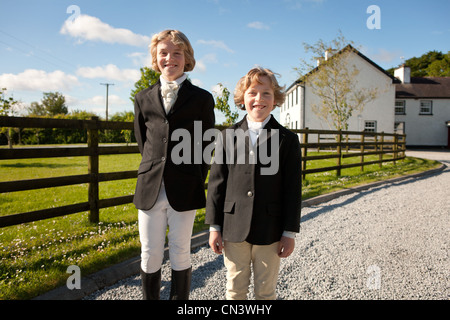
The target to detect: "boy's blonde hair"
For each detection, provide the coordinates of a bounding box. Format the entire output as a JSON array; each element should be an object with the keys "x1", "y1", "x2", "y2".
[
  {"x1": 234, "y1": 67, "x2": 286, "y2": 110},
  {"x1": 150, "y1": 29, "x2": 195, "y2": 72}
]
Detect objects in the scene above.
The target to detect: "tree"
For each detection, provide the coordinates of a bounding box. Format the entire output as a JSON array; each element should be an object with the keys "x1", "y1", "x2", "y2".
[
  {"x1": 41, "y1": 92, "x2": 68, "y2": 115},
  {"x1": 406, "y1": 50, "x2": 444, "y2": 77},
  {"x1": 1, "y1": 88, "x2": 19, "y2": 148},
  {"x1": 213, "y1": 83, "x2": 239, "y2": 125},
  {"x1": 29, "y1": 92, "x2": 68, "y2": 116},
  {"x1": 130, "y1": 67, "x2": 160, "y2": 104},
  {"x1": 295, "y1": 31, "x2": 377, "y2": 131},
  {"x1": 27, "y1": 101, "x2": 47, "y2": 116},
  {"x1": 425, "y1": 51, "x2": 450, "y2": 77},
  {"x1": 386, "y1": 50, "x2": 450, "y2": 77}
]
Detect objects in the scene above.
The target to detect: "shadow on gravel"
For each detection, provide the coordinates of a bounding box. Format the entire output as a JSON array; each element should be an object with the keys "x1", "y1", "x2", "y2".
[
  {"x1": 300, "y1": 162, "x2": 447, "y2": 224},
  {"x1": 160, "y1": 248, "x2": 224, "y2": 298}
]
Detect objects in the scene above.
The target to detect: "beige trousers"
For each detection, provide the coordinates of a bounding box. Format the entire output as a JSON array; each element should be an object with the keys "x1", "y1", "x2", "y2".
[{"x1": 223, "y1": 241, "x2": 280, "y2": 300}]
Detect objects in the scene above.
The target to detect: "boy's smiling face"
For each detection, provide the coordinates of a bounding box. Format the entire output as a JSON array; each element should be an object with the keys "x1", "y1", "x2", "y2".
[
  {"x1": 243, "y1": 76, "x2": 275, "y2": 122},
  {"x1": 156, "y1": 39, "x2": 185, "y2": 81}
]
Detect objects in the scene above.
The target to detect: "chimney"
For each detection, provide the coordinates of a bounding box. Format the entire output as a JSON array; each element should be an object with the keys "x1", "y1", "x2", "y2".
[
  {"x1": 316, "y1": 57, "x2": 324, "y2": 66},
  {"x1": 394, "y1": 65, "x2": 411, "y2": 84},
  {"x1": 325, "y1": 48, "x2": 336, "y2": 61},
  {"x1": 316, "y1": 48, "x2": 336, "y2": 66}
]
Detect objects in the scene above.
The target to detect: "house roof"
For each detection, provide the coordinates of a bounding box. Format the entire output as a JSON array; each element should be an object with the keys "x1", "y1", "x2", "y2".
[
  {"x1": 396, "y1": 77, "x2": 450, "y2": 99},
  {"x1": 286, "y1": 44, "x2": 400, "y2": 92}
]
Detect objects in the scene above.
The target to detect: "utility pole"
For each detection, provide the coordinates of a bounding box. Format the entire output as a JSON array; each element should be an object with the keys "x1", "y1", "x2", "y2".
[{"x1": 100, "y1": 83, "x2": 114, "y2": 121}]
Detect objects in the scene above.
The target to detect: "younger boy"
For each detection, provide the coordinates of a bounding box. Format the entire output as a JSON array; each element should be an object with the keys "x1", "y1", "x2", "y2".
[{"x1": 205, "y1": 67, "x2": 302, "y2": 300}]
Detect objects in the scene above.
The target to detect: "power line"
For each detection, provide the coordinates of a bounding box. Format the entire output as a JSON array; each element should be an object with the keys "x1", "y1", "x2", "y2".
[{"x1": 0, "y1": 29, "x2": 77, "y2": 70}]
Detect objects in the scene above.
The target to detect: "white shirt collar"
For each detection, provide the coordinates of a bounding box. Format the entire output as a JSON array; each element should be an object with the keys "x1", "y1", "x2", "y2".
[
  {"x1": 160, "y1": 73, "x2": 187, "y2": 87},
  {"x1": 247, "y1": 114, "x2": 272, "y2": 131}
]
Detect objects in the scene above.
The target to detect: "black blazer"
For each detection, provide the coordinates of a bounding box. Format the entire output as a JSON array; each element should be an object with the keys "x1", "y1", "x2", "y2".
[
  {"x1": 133, "y1": 79, "x2": 215, "y2": 211},
  {"x1": 205, "y1": 115, "x2": 302, "y2": 245}
]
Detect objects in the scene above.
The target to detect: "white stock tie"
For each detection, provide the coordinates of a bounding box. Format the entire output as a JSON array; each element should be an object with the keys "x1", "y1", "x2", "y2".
[{"x1": 161, "y1": 82, "x2": 179, "y2": 114}]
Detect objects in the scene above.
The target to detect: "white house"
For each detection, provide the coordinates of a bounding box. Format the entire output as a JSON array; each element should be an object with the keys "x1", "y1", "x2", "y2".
[
  {"x1": 394, "y1": 65, "x2": 450, "y2": 148},
  {"x1": 281, "y1": 45, "x2": 399, "y2": 140}
]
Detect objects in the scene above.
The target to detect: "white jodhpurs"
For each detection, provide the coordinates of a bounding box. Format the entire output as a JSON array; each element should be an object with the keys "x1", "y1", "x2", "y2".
[{"x1": 138, "y1": 184, "x2": 196, "y2": 273}]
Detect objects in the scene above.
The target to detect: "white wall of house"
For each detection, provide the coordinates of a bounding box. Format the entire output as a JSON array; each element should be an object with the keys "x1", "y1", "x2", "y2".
[
  {"x1": 395, "y1": 98, "x2": 450, "y2": 146},
  {"x1": 281, "y1": 85, "x2": 302, "y2": 129},
  {"x1": 281, "y1": 50, "x2": 396, "y2": 138}
]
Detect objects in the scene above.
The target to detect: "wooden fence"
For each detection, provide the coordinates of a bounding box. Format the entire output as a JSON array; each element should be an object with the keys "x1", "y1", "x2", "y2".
[
  {"x1": 292, "y1": 128, "x2": 406, "y2": 179},
  {"x1": 0, "y1": 116, "x2": 405, "y2": 228}
]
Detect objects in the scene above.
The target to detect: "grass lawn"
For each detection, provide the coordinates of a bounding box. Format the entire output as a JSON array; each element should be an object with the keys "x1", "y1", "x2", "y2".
[{"x1": 0, "y1": 150, "x2": 441, "y2": 299}]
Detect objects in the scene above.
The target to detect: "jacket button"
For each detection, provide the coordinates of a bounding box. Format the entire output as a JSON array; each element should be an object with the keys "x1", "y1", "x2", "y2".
[
  {"x1": 161, "y1": 157, "x2": 166, "y2": 162},
  {"x1": 163, "y1": 138, "x2": 167, "y2": 143},
  {"x1": 247, "y1": 191, "x2": 253, "y2": 197}
]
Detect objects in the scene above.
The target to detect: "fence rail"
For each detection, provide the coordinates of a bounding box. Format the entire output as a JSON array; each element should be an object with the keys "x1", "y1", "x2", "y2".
[{"x1": 0, "y1": 116, "x2": 405, "y2": 228}]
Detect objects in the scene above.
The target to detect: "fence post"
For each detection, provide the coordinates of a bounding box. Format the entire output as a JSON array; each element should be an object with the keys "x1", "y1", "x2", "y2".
[
  {"x1": 393, "y1": 134, "x2": 398, "y2": 165},
  {"x1": 301, "y1": 128, "x2": 308, "y2": 180},
  {"x1": 379, "y1": 132, "x2": 384, "y2": 169},
  {"x1": 336, "y1": 130, "x2": 342, "y2": 177},
  {"x1": 345, "y1": 134, "x2": 349, "y2": 153},
  {"x1": 360, "y1": 133, "x2": 365, "y2": 172},
  {"x1": 317, "y1": 133, "x2": 320, "y2": 152},
  {"x1": 88, "y1": 117, "x2": 99, "y2": 223}
]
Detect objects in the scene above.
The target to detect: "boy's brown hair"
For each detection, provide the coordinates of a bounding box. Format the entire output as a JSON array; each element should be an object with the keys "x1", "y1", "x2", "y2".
[
  {"x1": 234, "y1": 67, "x2": 286, "y2": 110},
  {"x1": 150, "y1": 29, "x2": 196, "y2": 73}
]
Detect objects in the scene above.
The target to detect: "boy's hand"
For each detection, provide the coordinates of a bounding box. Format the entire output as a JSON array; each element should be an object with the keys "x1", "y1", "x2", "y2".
[
  {"x1": 209, "y1": 231, "x2": 223, "y2": 254},
  {"x1": 278, "y1": 236, "x2": 295, "y2": 258}
]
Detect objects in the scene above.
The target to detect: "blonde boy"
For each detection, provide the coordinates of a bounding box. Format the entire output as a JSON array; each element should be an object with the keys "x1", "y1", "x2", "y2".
[
  {"x1": 134, "y1": 30, "x2": 215, "y2": 300},
  {"x1": 205, "y1": 67, "x2": 302, "y2": 300}
]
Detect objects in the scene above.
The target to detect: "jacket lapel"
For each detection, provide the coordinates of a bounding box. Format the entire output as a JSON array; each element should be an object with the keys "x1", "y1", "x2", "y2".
[
  {"x1": 145, "y1": 80, "x2": 166, "y2": 116},
  {"x1": 167, "y1": 80, "x2": 195, "y2": 116},
  {"x1": 258, "y1": 115, "x2": 281, "y2": 146},
  {"x1": 236, "y1": 115, "x2": 251, "y2": 151}
]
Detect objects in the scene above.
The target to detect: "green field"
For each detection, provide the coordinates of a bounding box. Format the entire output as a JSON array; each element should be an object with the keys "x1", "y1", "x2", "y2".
[{"x1": 0, "y1": 151, "x2": 441, "y2": 299}]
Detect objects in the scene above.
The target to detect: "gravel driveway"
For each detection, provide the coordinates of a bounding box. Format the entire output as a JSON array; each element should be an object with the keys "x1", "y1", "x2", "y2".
[{"x1": 85, "y1": 149, "x2": 449, "y2": 300}]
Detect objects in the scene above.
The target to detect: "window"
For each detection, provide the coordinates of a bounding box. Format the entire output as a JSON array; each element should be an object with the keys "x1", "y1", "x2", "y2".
[
  {"x1": 420, "y1": 100, "x2": 432, "y2": 115},
  {"x1": 285, "y1": 113, "x2": 291, "y2": 128},
  {"x1": 364, "y1": 121, "x2": 377, "y2": 132},
  {"x1": 395, "y1": 100, "x2": 406, "y2": 115}
]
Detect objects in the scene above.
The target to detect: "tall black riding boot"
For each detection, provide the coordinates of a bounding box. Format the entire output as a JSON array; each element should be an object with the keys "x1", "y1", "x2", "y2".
[
  {"x1": 140, "y1": 268, "x2": 161, "y2": 300},
  {"x1": 169, "y1": 267, "x2": 192, "y2": 300}
]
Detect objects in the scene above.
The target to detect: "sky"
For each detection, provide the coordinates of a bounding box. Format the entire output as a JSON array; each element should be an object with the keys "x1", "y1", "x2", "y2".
[{"x1": 1, "y1": 0, "x2": 449, "y2": 124}]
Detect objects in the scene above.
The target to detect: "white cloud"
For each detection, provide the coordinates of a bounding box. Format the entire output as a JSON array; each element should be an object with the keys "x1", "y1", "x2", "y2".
[
  {"x1": 76, "y1": 64, "x2": 140, "y2": 82},
  {"x1": 68, "y1": 94, "x2": 130, "y2": 115},
  {"x1": 0, "y1": 69, "x2": 79, "y2": 91},
  {"x1": 197, "y1": 40, "x2": 234, "y2": 53},
  {"x1": 247, "y1": 21, "x2": 270, "y2": 30},
  {"x1": 60, "y1": 14, "x2": 150, "y2": 47},
  {"x1": 211, "y1": 84, "x2": 224, "y2": 95},
  {"x1": 195, "y1": 60, "x2": 207, "y2": 73},
  {"x1": 80, "y1": 94, "x2": 128, "y2": 107},
  {"x1": 127, "y1": 52, "x2": 152, "y2": 67},
  {"x1": 190, "y1": 79, "x2": 203, "y2": 88},
  {"x1": 195, "y1": 54, "x2": 218, "y2": 72}
]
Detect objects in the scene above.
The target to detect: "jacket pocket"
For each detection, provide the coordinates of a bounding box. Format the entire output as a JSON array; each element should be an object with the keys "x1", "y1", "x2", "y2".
[
  {"x1": 224, "y1": 201, "x2": 235, "y2": 214},
  {"x1": 138, "y1": 160, "x2": 153, "y2": 175}
]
